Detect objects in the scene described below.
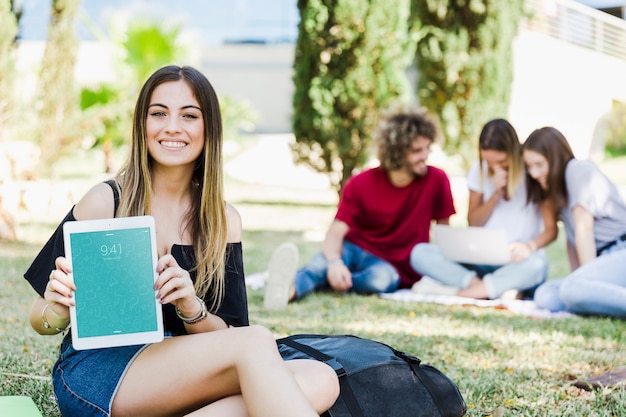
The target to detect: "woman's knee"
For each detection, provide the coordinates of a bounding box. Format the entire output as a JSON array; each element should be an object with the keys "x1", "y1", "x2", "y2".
[
  {"x1": 288, "y1": 359, "x2": 339, "y2": 413},
  {"x1": 228, "y1": 325, "x2": 278, "y2": 359},
  {"x1": 559, "y1": 277, "x2": 586, "y2": 308},
  {"x1": 244, "y1": 324, "x2": 276, "y2": 345},
  {"x1": 527, "y1": 254, "x2": 548, "y2": 278},
  {"x1": 314, "y1": 363, "x2": 340, "y2": 412},
  {"x1": 534, "y1": 280, "x2": 566, "y2": 312},
  {"x1": 410, "y1": 243, "x2": 434, "y2": 270}
]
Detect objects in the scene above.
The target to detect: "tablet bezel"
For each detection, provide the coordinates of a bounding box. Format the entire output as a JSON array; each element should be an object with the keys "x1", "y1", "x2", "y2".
[{"x1": 63, "y1": 215, "x2": 164, "y2": 350}]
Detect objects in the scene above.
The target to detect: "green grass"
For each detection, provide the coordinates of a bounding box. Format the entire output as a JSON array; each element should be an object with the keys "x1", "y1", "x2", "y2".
[
  {"x1": 2, "y1": 148, "x2": 626, "y2": 416},
  {"x1": 1, "y1": 241, "x2": 59, "y2": 417}
]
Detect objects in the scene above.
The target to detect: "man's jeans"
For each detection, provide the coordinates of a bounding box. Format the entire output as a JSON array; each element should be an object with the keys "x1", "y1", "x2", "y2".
[{"x1": 294, "y1": 241, "x2": 400, "y2": 300}]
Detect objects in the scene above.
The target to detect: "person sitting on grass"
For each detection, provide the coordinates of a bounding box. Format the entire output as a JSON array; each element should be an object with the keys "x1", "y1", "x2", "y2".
[
  {"x1": 410, "y1": 119, "x2": 558, "y2": 300},
  {"x1": 23, "y1": 65, "x2": 339, "y2": 417},
  {"x1": 523, "y1": 126, "x2": 626, "y2": 318},
  {"x1": 263, "y1": 104, "x2": 456, "y2": 310}
]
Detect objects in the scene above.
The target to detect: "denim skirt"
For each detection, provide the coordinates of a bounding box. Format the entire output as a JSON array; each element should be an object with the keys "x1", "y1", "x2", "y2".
[{"x1": 52, "y1": 333, "x2": 148, "y2": 417}]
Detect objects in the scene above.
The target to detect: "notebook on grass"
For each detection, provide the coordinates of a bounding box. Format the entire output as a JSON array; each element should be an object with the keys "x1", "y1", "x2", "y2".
[
  {"x1": 431, "y1": 224, "x2": 511, "y2": 265},
  {"x1": 0, "y1": 396, "x2": 43, "y2": 417},
  {"x1": 63, "y1": 215, "x2": 163, "y2": 350}
]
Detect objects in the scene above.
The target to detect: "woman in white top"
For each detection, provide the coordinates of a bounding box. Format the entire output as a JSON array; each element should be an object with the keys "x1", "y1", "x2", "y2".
[
  {"x1": 411, "y1": 119, "x2": 557, "y2": 299},
  {"x1": 523, "y1": 127, "x2": 626, "y2": 317}
]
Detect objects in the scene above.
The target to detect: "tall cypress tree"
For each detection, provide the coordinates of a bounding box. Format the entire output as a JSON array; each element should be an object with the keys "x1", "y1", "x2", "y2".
[
  {"x1": 36, "y1": 0, "x2": 80, "y2": 166},
  {"x1": 0, "y1": 0, "x2": 19, "y2": 135},
  {"x1": 0, "y1": 1, "x2": 21, "y2": 240},
  {"x1": 292, "y1": 0, "x2": 414, "y2": 193},
  {"x1": 410, "y1": 0, "x2": 524, "y2": 165}
]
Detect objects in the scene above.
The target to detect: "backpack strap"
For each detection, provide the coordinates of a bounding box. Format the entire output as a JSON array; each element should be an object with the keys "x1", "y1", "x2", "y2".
[
  {"x1": 389, "y1": 349, "x2": 451, "y2": 415},
  {"x1": 406, "y1": 359, "x2": 466, "y2": 417},
  {"x1": 278, "y1": 336, "x2": 365, "y2": 417},
  {"x1": 410, "y1": 362, "x2": 448, "y2": 416},
  {"x1": 278, "y1": 337, "x2": 341, "y2": 373},
  {"x1": 104, "y1": 179, "x2": 120, "y2": 216}
]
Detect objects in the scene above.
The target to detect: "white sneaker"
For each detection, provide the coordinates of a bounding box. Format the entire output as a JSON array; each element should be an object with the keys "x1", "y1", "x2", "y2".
[
  {"x1": 500, "y1": 289, "x2": 523, "y2": 300},
  {"x1": 263, "y1": 243, "x2": 299, "y2": 310},
  {"x1": 411, "y1": 276, "x2": 458, "y2": 296}
]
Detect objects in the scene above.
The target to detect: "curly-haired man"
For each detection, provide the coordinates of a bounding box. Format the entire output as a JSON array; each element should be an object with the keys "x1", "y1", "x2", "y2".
[{"x1": 264, "y1": 105, "x2": 456, "y2": 309}]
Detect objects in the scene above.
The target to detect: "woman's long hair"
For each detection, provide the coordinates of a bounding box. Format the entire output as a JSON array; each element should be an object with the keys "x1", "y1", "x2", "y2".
[
  {"x1": 478, "y1": 119, "x2": 523, "y2": 200},
  {"x1": 523, "y1": 126, "x2": 575, "y2": 211},
  {"x1": 115, "y1": 65, "x2": 227, "y2": 311}
]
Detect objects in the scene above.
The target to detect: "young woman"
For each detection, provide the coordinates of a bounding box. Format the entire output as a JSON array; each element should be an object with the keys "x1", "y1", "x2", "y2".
[
  {"x1": 523, "y1": 126, "x2": 626, "y2": 317},
  {"x1": 24, "y1": 65, "x2": 339, "y2": 416},
  {"x1": 411, "y1": 119, "x2": 557, "y2": 299}
]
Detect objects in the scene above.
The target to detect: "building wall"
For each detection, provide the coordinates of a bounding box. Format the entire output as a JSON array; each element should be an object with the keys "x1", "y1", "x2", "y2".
[
  {"x1": 509, "y1": 30, "x2": 626, "y2": 159},
  {"x1": 200, "y1": 44, "x2": 296, "y2": 133}
]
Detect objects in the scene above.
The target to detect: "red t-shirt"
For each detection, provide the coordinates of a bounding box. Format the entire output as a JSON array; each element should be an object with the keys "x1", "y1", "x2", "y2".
[{"x1": 335, "y1": 166, "x2": 456, "y2": 288}]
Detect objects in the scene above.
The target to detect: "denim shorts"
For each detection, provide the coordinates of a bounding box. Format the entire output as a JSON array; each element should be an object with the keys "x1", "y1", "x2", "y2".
[{"x1": 52, "y1": 333, "x2": 148, "y2": 417}]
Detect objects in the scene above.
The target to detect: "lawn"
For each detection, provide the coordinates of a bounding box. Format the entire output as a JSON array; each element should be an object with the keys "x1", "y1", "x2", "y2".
[{"x1": 1, "y1": 144, "x2": 625, "y2": 416}]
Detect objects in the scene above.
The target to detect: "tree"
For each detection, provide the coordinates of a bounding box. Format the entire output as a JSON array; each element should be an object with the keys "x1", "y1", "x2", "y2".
[
  {"x1": 122, "y1": 21, "x2": 187, "y2": 89},
  {"x1": 605, "y1": 100, "x2": 626, "y2": 157},
  {"x1": 78, "y1": 20, "x2": 187, "y2": 173},
  {"x1": 0, "y1": 0, "x2": 20, "y2": 133},
  {"x1": 36, "y1": 0, "x2": 81, "y2": 168},
  {"x1": 0, "y1": 0, "x2": 21, "y2": 240},
  {"x1": 410, "y1": 0, "x2": 524, "y2": 165},
  {"x1": 292, "y1": 0, "x2": 414, "y2": 193},
  {"x1": 79, "y1": 84, "x2": 131, "y2": 173}
]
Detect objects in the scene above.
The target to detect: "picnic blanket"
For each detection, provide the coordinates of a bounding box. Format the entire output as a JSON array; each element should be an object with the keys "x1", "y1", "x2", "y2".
[
  {"x1": 379, "y1": 289, "x2": 575, "y2": 319},
  {"x1": 246, "y1": 272, "x2": 575, "y2": 319}
]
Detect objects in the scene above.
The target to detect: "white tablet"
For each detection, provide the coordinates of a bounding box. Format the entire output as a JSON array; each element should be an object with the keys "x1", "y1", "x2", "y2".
[{"x1": 63, "y1": 215, "x2": 164, "y2": 350}]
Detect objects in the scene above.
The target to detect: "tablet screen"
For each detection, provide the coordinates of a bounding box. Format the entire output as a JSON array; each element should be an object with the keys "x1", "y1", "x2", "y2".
[{"x1": 64, "y1": 216, "x2": 163, "y2": 350}]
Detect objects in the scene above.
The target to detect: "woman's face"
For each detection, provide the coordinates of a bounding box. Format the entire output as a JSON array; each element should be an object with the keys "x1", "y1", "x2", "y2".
[
  {"x1": 523, "y1": 149, "x2": 549, "y2": 190},
  {"x1": 146, "y1": 80, "x2": 205, "y2": 169},
  {"x1": 480, "y1": 149, "x2": 509, "y2": 173}
]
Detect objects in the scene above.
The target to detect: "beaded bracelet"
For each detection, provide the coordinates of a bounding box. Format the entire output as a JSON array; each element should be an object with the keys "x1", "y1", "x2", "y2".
[{"x1": 175, "y1": 296, "x2": 208, "y2": 324}]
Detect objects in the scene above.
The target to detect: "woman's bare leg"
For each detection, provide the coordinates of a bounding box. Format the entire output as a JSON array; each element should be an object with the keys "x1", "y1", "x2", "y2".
[
  {"x1": 184, "y1": 361, "x2": 339, "y2": 417},
  {"x1": 283, "y1": 359, "x2": 339, "y2": 413},
  {"x1": 111, "y1": 325, "x2": 338, "y2": 417},
  {"x1": 184, "y1": 395, "x2": 248, "y2": 417}
]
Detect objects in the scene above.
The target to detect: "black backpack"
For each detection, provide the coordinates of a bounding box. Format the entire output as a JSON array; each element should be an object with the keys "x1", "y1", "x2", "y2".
[{"x1": 277, "y1": 334, "x2": 466, "y2": 417}]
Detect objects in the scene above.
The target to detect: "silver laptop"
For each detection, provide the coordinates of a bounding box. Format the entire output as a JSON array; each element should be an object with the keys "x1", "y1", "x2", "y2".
[{"x1": 431, "y1": 225, "x2": 511, "y2": 265}]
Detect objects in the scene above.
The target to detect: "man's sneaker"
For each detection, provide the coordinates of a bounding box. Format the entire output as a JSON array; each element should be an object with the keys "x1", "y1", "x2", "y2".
[
  {"x1": 411, "y1": 276, "x2": 458, "y2": 296},
  {"x1": 263, "y1": 242, "x2": 299, "y2": 310}
]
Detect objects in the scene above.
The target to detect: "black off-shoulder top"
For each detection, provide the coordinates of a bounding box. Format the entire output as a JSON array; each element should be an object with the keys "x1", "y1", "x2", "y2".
[{"x1": 23, "y1": 184, "x2": 249, "y2": 334}]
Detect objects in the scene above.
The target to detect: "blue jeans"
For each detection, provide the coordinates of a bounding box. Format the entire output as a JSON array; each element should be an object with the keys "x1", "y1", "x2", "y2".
[
  {"x1": 534, "y1": 241, "x2": 626, "y2": 317},
  {"x1": 53, "y1": 333, "x2": 148, "y2": 416},
  {"x1": 410, "y1": 243, "x2": 548, "y2": 299},
  {"x1": 294, "y1": 241, "x2": 400, "y2": 300}
]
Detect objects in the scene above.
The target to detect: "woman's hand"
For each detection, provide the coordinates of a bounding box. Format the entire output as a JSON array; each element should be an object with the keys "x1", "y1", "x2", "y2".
[
  {"x1": 30, "y1": 256, "x2": 74, "y2": 334},
  {"x1": 155, "y1": 254, "x2": 198, "y2": 317},
  {"x1": 509, "y1": 242, "x2": 532, "y2": 263},
  {"x1": 45, "y1": 256, "x2": 76, "y2": 319},
  {"x1": 493, "y1": 166, "x2": 509, "y2": 200}
]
